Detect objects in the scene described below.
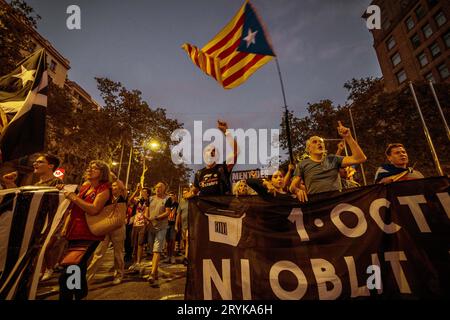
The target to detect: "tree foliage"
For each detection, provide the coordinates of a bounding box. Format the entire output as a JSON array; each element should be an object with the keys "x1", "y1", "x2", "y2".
[
  {"x1": 46, "y1": 78, "x2": 192, "y2": 190},
  {"x1": 0, "y1": 0, "x2": 40, "y2": 75},
  {"x1": 281, "y1": 77, "x2": 450, "y2": 183},
  {"x1": 94, "y1": 77, "x2": 191, "y2": 191}
]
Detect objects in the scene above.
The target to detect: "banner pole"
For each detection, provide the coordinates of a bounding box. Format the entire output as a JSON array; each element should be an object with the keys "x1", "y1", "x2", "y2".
[
  {"x1": 117, "y1": 141, "x2": 125, "y2": 180},
  {"x1": 275, "y1": 57, "x2": 293, "y2": 163},
  {"x1": 408, "y1": 81, "x2": 443, "y2": 176},
  {"x1": 428, "y1": 80, "x2": 450, "y2": 142},
  {"x1": 348, "y1": 106, "x2": 367, "y2": 186},
  {"x1": 125, "y1": 144, "x2": 133, "y2": 190}
]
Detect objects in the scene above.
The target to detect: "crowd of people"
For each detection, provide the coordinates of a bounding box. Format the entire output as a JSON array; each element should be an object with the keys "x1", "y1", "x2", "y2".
[
  {"x1": 0, "y1": 120, "x2": 431, "y2": 300},
  {"x1": 197, "y1": 120, "x2": 426, "y2": 202}
]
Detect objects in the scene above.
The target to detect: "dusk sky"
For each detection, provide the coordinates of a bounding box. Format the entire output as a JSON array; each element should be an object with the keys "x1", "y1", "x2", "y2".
[{"x1": 24, "y1": 0, "x2": 381, "y2": 172}]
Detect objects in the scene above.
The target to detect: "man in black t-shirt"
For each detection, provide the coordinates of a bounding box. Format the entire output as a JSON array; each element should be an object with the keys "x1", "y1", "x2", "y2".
[{"x1": 190, "y1": 120, "x2": 238, "y2": 197}]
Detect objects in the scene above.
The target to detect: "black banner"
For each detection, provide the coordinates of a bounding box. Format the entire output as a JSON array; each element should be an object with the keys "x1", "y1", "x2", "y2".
[{"x1": 186, "y1": 177, "x2": 450, "y2": 300}]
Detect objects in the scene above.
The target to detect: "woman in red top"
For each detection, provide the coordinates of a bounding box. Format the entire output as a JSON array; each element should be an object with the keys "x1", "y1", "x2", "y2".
[{"x1": 57, "y1": 160, "x2": 111, "y2": 300}]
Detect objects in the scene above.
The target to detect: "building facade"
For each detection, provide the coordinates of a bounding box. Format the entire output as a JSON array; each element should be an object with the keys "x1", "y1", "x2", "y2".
[{"x1": 368, "y1": 0, "x2": 449, "y2": 91}]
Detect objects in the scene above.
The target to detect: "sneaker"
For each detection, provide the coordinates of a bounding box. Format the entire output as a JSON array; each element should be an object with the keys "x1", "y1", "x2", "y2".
[
  {"x1": 112, "y1": 277, "x2": 122, "y2": 285},
  {"x1": 128, "y1": 263, "x2": 140, "y2": 272},
  {"x1": 148, "y1": 273, "x2": 158, "y2": 285},
  {"x1": 41, "y1": 269, "x2": 53, "y2": 281}
]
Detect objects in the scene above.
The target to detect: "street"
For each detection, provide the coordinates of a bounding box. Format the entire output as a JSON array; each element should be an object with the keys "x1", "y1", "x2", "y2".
[{"x1": 37, "y1": 246, "x2": 187, "y2": 300}]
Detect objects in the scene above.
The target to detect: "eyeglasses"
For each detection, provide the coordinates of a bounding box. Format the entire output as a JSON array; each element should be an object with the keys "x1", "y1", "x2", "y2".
[{"x1": 89, "y1": 166, "x2": 101, "y2": 171}]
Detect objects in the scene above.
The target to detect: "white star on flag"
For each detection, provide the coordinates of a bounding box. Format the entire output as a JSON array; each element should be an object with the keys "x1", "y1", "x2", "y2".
[
  {"x1": 243, "y1": 28, "x2": 258, "y2": 48},
  {"x1": 13, "y1": 65, "x2": 36, "y2": 87}
]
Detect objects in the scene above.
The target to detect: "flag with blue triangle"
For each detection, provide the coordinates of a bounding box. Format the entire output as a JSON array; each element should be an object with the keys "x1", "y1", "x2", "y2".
[{"x1": 182, "y1": 0, "x2": 275, "y2": 89}]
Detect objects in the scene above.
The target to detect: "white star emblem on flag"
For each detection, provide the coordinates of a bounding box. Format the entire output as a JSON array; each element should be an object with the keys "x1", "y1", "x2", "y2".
[
  {"x1": 13, "y1": 65, "x2": 36, "y2": 87},
  {"x1": 243, "y1": 28, "x2": 258, "y2": 48}
]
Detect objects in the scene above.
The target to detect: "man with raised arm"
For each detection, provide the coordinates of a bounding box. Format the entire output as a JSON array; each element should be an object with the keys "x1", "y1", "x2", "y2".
[{"x1": 290, "y1": 121, "x2": 367, "y2": 202}]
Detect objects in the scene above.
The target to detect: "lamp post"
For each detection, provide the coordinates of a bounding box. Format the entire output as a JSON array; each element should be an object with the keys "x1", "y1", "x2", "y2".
[
  {"x1": 140, "y1": 139, "x2": 161, "y2": 187},
  {"x1": 348, "y1": 106, "x2": 367, "y2": 186}
]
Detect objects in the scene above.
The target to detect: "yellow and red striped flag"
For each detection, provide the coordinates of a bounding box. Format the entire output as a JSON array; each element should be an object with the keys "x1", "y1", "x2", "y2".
[{"x1": 182, "y1": 0, "x2": 275, "y2": 89}]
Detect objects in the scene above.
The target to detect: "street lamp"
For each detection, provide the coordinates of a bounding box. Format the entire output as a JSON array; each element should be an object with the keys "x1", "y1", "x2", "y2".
[
  {"x1": 149, "y1": 140, "x2": 161, "y2": 151},
  {"x1": 140, "y1": 139, "x2": 161, "y2": 187}
]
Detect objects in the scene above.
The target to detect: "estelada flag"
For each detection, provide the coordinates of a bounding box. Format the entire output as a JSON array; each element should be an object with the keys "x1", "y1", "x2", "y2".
[
  {"x1": 182, "y1": 0, "x2": 275, "y2": 89},
  {"x1": 0, "y1": 49, "x2": 47, "y2": 161}
]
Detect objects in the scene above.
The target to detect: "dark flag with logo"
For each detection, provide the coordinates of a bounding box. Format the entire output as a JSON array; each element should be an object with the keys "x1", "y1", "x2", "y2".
[
  {"x1": 186, "y1": 177, "x2": 450, "y2": 300},
  {"x1": 0, "y1": 49, "x2": 48, "y2": 161},
  {"x1": 0, "y1": 186, "x2": 73, "y2": 299}
]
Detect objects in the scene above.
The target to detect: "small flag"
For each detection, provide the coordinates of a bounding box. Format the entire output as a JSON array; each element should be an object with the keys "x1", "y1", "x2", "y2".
[
  {"x1": 53, "y1": 167, "x2": 65, "y2": 180},
  {"x1": 0, "y1": 49, "x2": 48, "y2": 162},
  {"x1": 182, "y1": 0, "x2": 275, "y2": 89}
]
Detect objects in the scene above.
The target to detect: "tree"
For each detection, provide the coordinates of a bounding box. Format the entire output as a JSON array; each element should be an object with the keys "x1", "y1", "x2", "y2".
[
  {"x1": 95, "y1": 77, "x2": 191, "y2": 191},
  {"x1": 0, "y1": 0, "x2": 40, "y2": 75},
  {"x1": 281, "y1": 77, "x2": 450, "y2": 184},
  {"x1": 345, "y1": 78, "x2": 450, "y2": 180},
  {"x1": 281, "y1": 100, "x2": 348, "y2": 161}
]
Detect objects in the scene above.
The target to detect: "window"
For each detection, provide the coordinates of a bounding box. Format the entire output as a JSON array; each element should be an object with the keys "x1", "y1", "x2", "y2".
[
  {"x1": 29, "y1": 42, "x2": 37, "y2": 52},
  {"x1": 422, "y1": 24, "x2": 433, "y2": 39},
  {"x1": 438, "y1": 63, "x2": 449, "y2": 79},
  {"x1": 429, "y1": 42, "x2": 441, "y2": 57},
  {"x1": 391, "y1": 52, "x2": 402, "y2": 67},
  {"x1": 406, "y1": 16, "x2": 415, "y2": 30},
  {"x1": 425, "y1": 71, "x2": 435, "y2": 82},
  {"x1": 401, "y1": 0, "x2": 411, "y2": 9},
  {"x1": 415, "y1": 5, "x2": 426, "y2": 21},
  {"x1": 417, "y1": 52, "x2": 428, "y2": 67},
  {"x1": 382, "y1": 19, "x2": 391, "y2": 31},
  {"x1": 49, "y1": 60, "x2": 57, "y2": 72},
  {"x1": 434, "y1": 12, "x2": 447, "y2": 27},
  {"x1": 386, "y1": 36, "x2": 396, "y2": 51},
  {"x1": 396, "y1": 69, "x2": 407, "y2": 84},
  {"x1": 426, "y1": 0, "x2": 438, "y2": 9},
  {"x1": 410, "y1": 33, "x2": 421, "y2": 49},
  {"x1": 444, "y1": 30, "x2": 450, "y2": 48}
]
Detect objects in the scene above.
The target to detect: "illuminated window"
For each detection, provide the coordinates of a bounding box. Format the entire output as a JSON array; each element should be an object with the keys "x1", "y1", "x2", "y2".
[
  {"x1": 444, "y1": 30, "x2": 450, "y2": 48},
  {"x1": 391, "y1": 52, "x2": 402, "y2": 67},
  {"x1": 422, "y1": 24, "x2": 433, "y2": 39},
  {"x1": 406, "y1": 16, "x2": 415, "y2": 31},
  {"x1": 429, "y1": 42, "x2": 441, "y2": 57},
  {"x1": 435, "y1": 12, "x2": 447, "y2": 27},
  {"x1": 424, "y1": 71, "x2": 435, "y2": 82},
  {"x1": 396, "y1": 69, "x2": 407, "y2": 84},
  {"x1": 417, "y1": 52, "x2": 428, "y2": 67},
  {"x1": 49, "y1": 60, "x2": 57, "y2": 72},
  {"x1": 386, "y1": 36, "x2": 396, "y2": 51},
  {"x1": 438, "y1": 63, "x2": 449, "y2": 79}
]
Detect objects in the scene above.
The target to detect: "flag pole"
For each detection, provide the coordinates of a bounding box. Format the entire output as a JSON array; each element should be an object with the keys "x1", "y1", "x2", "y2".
[
  {"x1": 125, "y1": 144, "x2": 133, "y2": 190},
  {"x1": 348, "y1": 106, "x2": 367, "y2": 186},
  {"x1": 408, "y1": 81, "x2": 443, "y2": 176},
  {"x1": 428, "y1": 80, "x2": 450, "y2": 142},
  {"x1": 275, "y1": 57, "x2": 293, "y2": 163},
  {"x1": 117, "y1": 141, "x2": 125, "y2": 180}
]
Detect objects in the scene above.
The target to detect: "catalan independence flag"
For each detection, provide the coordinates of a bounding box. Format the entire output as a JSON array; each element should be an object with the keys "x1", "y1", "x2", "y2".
[
  {"x1": 0, "y1": 49, "x2": 47, "y2": 161},
  {"x1": 182, "y1": 0, "x2": 275, "y2": 89}
]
